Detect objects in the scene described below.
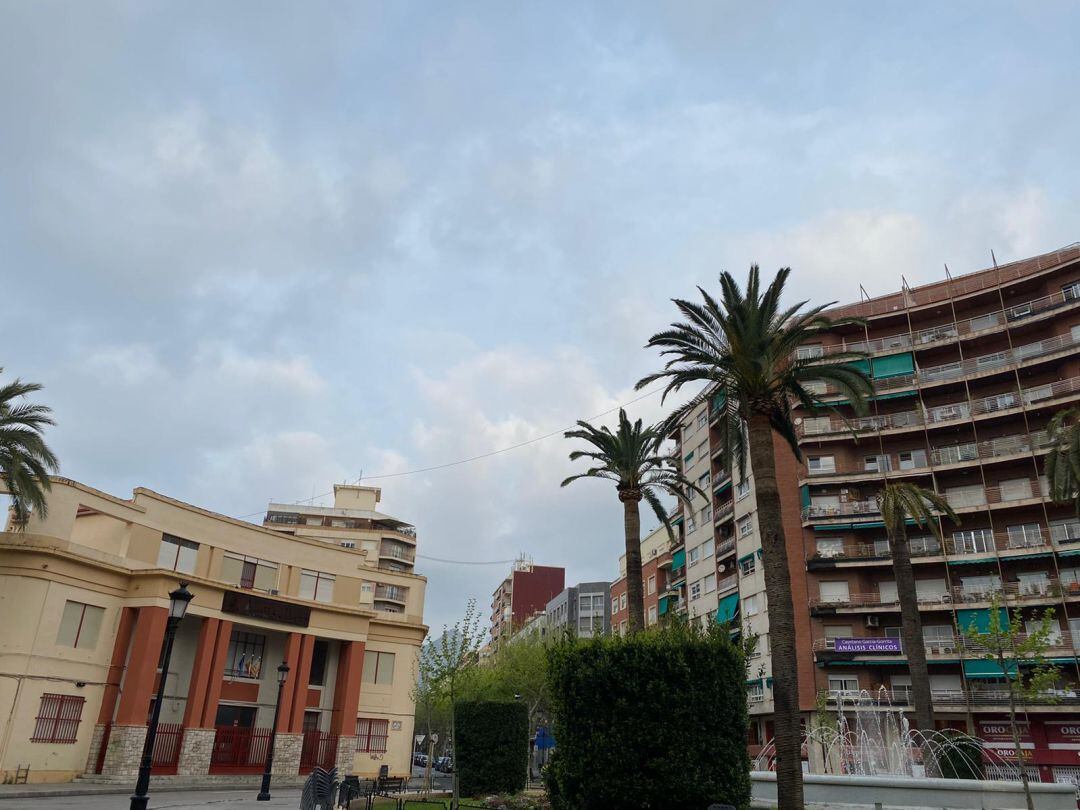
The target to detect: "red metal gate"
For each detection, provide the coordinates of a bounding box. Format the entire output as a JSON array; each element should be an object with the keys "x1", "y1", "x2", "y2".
[
  {"x1": 210, "y1": 725, "x2": 273, "y2": 773},
  {"x1": 300, "y1": 730, "x2": 338, "y2": 773},
  {"x1": 152, "y1": 723, "x2": 183, "y2": 774}
]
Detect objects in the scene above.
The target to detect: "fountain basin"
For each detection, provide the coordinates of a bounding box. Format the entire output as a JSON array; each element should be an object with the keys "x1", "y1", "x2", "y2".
[{"x1": 750, "y1": 771, "x2": 1077, "y2": 810}]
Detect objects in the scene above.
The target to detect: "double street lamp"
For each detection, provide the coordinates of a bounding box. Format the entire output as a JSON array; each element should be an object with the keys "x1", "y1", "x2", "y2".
[
  {"x1": 130, "y1": 582, "x2": 194, "y2": 810},
  {"x1": 257, "y1": 661, "x2": 291, "y2": 801}
]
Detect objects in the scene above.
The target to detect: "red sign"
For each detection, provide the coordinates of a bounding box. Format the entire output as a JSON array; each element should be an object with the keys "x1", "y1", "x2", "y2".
[
  {"x1": 1046, "y1": 722, "x2": 1080, "y2": 745},
  {"x1": 978, "y1": 720, "x2": 1032, "y2": 744}
]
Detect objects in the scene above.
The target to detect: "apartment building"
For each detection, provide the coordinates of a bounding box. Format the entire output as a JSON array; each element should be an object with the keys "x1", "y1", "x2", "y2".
[
  {"x1": 611, "y1": 524, "x2": 674, "y2": 633},
  {"x1": 490, "y1": 562, "x2": 564, "y2": 646},
  {"x1": 797, "y1": 243, "x2": 1080, "y2": 782},
  {"x1": 0, "y1": 479, "x2": 426, "y2": 783},
  {"x1": 546, "y1": 581, "x2": 611, "y2": 639}
]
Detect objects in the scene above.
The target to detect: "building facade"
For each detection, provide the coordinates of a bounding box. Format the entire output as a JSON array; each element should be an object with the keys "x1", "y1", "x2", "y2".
[
  {"x1": 0, "y1": 479, "x2": 426, "y2": 784},
  {"x1": 490, "y1": 562, "x2": 565, "y2": 646},
  {"x1": 797, "y1": 243, "x2": 1080, "y2": 781},
  {"x1": 545, "y1": 581, "x2": 611, "y2": 639},
  {"x1": 611, "y1": 525, "x2": 674, "y2": 633}
]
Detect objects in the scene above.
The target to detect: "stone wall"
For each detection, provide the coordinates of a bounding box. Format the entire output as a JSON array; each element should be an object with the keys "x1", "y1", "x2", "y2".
[
  {"x1": 83, "y1": 724, "x2": 108, "y2": 774},
  {"x1": 100, "y1": 724, "x2": 147, "y2": 779},
  {"x1": 177, "y1": 727, "x2": 216, "y2": 776},
  {"x1": 271, "y1": 732, "x2": 302, "y2": 777},
  {"x1": 334, "y1": 735, "x2": 357, "y2": 775}
]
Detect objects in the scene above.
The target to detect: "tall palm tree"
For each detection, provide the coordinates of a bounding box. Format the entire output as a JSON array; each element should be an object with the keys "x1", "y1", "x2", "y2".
[
  {"x1": 637, "y1": 266, "x2": 872, "y2": 810},
  {"x1": 0, "y1": 372, "x2": 59, "y2": 527},
  {"x1": 1045, "y1": 407, "x2": 1080, "y2": 507},
  {"x1": 878, "y1": 482, "x2": 958, "y2": 740},
  {"x1": 561, "y1": 408, "x2": 702, "y2": 634}
]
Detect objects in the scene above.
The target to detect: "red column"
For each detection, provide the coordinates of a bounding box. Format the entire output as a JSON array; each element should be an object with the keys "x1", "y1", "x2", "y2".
[
  {"x1": 276, "y1": 633, "x2": 303, "y2": 732},
  {"x1": 182, "y1": 617, "x2": 220, "y2": 727},
  {"x1": 97, "y1": 607, "x2": 137, "y2": 724},
  {"x1": 114, "y1": 606, "x2": 168, "y2": 725},
  {"x1": 286, "y1": 634, "x2": 315, "y2": 732},
  {"x1": 330, "y1": 640, "x2": 365, "y2": 736},
  {"x1": 198, "y1": 619, "x2": 234, "y2": 728}
]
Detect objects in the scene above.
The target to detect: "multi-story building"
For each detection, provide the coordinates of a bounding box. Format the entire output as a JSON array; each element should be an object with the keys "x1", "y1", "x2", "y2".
[
  {"x1": 546, "y1": 582, "x2": 611, "y2": 639},
  {"x1": 796, "y1": 243, "x2": 1080, "y2": 781},
  {"x1": 612, "y1": 525, "x2": 674, "y2": 633},
  {"x1": 490, "y1": 562, "x2": 564, "y2": 646},
  {"x1": 0, "y1": 478, "x2": 426, "y2": 784}
]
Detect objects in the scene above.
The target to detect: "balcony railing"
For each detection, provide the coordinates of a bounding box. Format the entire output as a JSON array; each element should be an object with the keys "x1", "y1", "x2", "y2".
[
  {"x1": 813, "y1": 632, "x2": 1077, "y2": 657},
  {"x1": 714, "y1": 501, "x2": 735, "y2": 523},
  {"x1": 809, "y1": 590, "x2": 948, "y2": 609},
  {"x1": 717, "y1": 574, "x2": 739, "y2": 593},
  {"x1": 809, "y1": 536, "x2": 942, "y2": 563},
  {"x1": 716, "y1": 537, "x2": 737, "y2": 558},
  {"x1": 943, "y1": 529, "x2": 1050, "y2": 557},
  {"x1": 949, "y1": 578, "x2": 1065, "y2": 604},
  {"x1": 820, "y1": 687, "x2": 1080, "y2": 707},
  {"x1": 379, "y1": 544, "x2": 416, "y2": 562},
  {"x1": 813, "y1": 283, "x2": 1080, "y2": 358},
  {"x1": 374, "y1": 585, "x2": 408, "y2": 603}
]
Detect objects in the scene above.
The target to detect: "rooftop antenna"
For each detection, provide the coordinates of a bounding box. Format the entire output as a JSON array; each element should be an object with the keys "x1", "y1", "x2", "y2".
[
  {"x1": 859, "y1": 283, "x2": 871, "y2": 302},
  {"x1": 991, "y1": 249, "x2": 999, "y2": 269}
]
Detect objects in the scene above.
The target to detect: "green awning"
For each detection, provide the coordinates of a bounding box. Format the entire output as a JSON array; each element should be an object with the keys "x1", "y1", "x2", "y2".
[
  {"x1": 715, "y1": 592, "x2": 740, "y2": 624},
  {"x1": 715, "y1": 479, "x2": 732, "y2": 495},
  {"x1": 872, "y1": 352, "x2": 915, "y2": 379},
  {"x1": 673, "y1": 515, "x2": 684, "y2": 526},
  {"x1": 658, "y1": 595, "x2": 672, "y2": 616},
  {"x1": 948, "y1": 556, "x2": 995, "y2": 566},
  {"x1": 964, "y1": 659, "x2": 1017, "y2": 678},
  {"x1": 874, "y1": 390, "x2": 919, "y2": 401},
  {"x1": 852, "y1": 521, "x2": 886, "y2": 529},
  {"x1": 957, "y1": 608, "x2": 1008, "y2": 633},
  {"x1": 815, "y1": 523, "x2": 851, "y2": 531},
  {"x1": 746, "y1": 677, "x2": 763, "y2": 687},
  {"x1": 738, "y1": 553, "x2": 755, "y2": 564},
  {"x1": 671, "y1": 548, "x2": 686, "y2": 570},
  {"x1": 711, "y1": 391, "x2": 727, "y2": 414},
  {"x1": 800, "y1": 485, "x2": 811, "y2": 509},
  {"x1": 1004, "y1": 552, "x2": 1052, "y2": 562},
  {"x1": 684, "y1": 451, "x2": 694, "y2": 463},
  {"x1": 1059, "y1": 548, "x2": 1080, "y2": 558}
]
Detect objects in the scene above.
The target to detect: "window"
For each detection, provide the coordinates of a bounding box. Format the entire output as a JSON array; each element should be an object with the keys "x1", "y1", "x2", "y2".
[
  {"x1": 828, "y1": 676, "x2": 859, "y2": 693},
  {"x1": 363, "y1": 651, "x2": 396, "y2": 685},
  {"x1": 740, "y1": 556, "x2": 757, "y2": 576},
  {"x1": 697, "y1": 440, "x2": 708, "y2": 458},
  {"x1": 647, "y1": 576, "x2": 656, "y2": 595},
  {"x1": 697, "y1": 472, "x2": 710, "y2": 494},
  {"x1": 1018, "y1": 571, "x2": 1050, "y2": 596},
  {"x1": 816, "y1": 537, "x2": 844, "y2": 558},
  {"x1": 697, "y1": 412, "x2": 707, "y2": 429},
  {"x1": 999, "y1": 477, "x2": 1033, "y2": 501},
  {"x1": 738, "y1": 516, "x2": 754, "y2": 538},
  {"x1": 684, "y1": 450, "x2": 695, "y2": 464},
  {"x1": 157, "y1": 534, "x2": 198, "y2": 574},
  {"x1": 1063, "y1": 282, "x2": 1080, "y2": 302},
  {"x1": 747, "y1": 681, "x2": 765, "y2": 703},
  {"x1": 1051, "y1": 519, "x2": 1080, "y2": 543},
  {"x1": 953, "y1": 528, "x2": 993, "y2": 554},
  {"x1": 824, "y1": 625, "x2": 852, "y2": 639},
  {"x1": 703, "y1": 574, "x2": 716, "y2": 594},
  {"x1": 56, "y1": 601, "x2": 104, "y2": 649},
  {"x1": 819, "y1": 581, "x2": 850, "y2": 603},
  {"x1": 309, "y1": 640, "x2": 329, "y2": 686},
  {"x1": 898, "y1": 450, "x2": 927, "y2": 470},
  {"x1": 647, "y1": 605, "x2": 658, "y2": 625},
  {"x1": 355, "y1": 718, "x2": 389, "y2": 752},
  {"x1": 619, "y1": 620, "x2": 627, "y2": 635},
  {"x1": 31, "y1": 694, "x2": 84, "y2": 743},
  {"x1": 807, "y1": 455, "x2": 835, "y2": 474},
  {"x1": 299, "y1": 570, "x2": 336, "y2": 603},
  {"x1": 620, "y1": 593, "x2": 627, "y2": 610},
  {"x1": 743, "y1": 595, "x2": 759, "y2": 617},
  {"x1": 1007, "y1": 523, "x2": 1043, "y2": 548},
  {"x1": 803, "y1": 380, "x2": 827, "y2": 396},
  {"x1": 690, "y1": 581, "x2": 702, "y2": 601},
  {"x1": 688, "y1": 546, "x2": 701, "y2": 566},
  {"x1": 961, "y1": 574, "x2": 1001, "y2": 596},
  {"x1": 701, "y1": 505, "x2": 712, "y2": 523},
  {"x1": 879, "y1": 580, "x2": 898, "y2": 602},
  {"x1": 611, "y1": 597, "x2": 619, "y2": 614},
  {"x1": 797, "y1": 344, "x2": 823, "y2": 360},
  {"x1": 221, "y1": 554, "x2": 278, "y2": 591},
  {"x1": 687, "y1": 517, "x2": 697, "y2": 533},
  {"x1": 225, "y1": 631, "x2": 266, "y2": 679},
  {"x1": 736, "y1": 478, "x2": 751, "y2": 499}
]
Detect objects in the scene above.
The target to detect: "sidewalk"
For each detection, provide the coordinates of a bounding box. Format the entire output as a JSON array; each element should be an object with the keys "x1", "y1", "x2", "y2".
[{"x1": 0, "y1": 779, "x2": 269, "y2": 800}]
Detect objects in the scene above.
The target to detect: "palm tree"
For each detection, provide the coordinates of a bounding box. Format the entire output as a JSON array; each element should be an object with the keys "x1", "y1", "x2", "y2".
[
  {"x1": 1045, "y1": 407, "x2": 1080, "y2": 507},
  {"x1": 561, "y1": 408, "x2": 702, "y2": 634},
  {"x1": 637, "y1": 266, "x2": 872, "y2": 810},
  {"x1": 878, "y1": 482, "x2": 958, "y2": 740},
  {"x1": 0, "y1": 372, "x2": 59, "y2": 527}
]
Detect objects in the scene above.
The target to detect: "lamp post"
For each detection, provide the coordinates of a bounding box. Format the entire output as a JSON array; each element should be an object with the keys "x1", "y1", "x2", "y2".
[
  {"x1": 257, "y1": 661, "x2": 290, "y2": 801},
  {"x1": 129, "y1": 582, "x2": 193, "y2": 810}
]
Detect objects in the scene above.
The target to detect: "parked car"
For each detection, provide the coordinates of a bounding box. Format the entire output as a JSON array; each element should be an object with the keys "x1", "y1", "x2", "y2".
[
  {"x1": 434, "y1": 756, "x2": 454, "y2": 773},
  {"x1": 413, "y1": 752, "x2": 428, "y2": 767}
]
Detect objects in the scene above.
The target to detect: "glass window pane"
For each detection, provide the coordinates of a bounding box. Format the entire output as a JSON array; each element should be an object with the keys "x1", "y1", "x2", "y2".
[
  {"x1": 78, "y1": 605, "x2": 104, "y2": 649},
  {"x1": 362, "y1": 651, "x2": 378, "y2": 683},
  {"x1": 157, "y1": 538, "x2": 178, "y2": 569},
  {"x1": 299, "y1": 571, "x2": 317, "y2": 600},
  {"x1": 253, "y1": 563, "x2": 277, "y2": 591},
  {"x1": 220, "y1": 555, "x2": 244, "y2": 585},
  {"x1": 176, "y1": 542, "x2": 198, "y2": 574},
  {"x1": 376, "y1": 652, "x2": 395, "y2": 685},
  {"x1": 56, "y1": 601, "x2": 83, "y2": 647}
]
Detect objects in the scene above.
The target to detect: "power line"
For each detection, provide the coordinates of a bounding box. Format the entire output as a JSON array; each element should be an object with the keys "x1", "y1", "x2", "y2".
[
  {"x1": 414, "y1": 554, "x2": 518, "y2": 566},
  {"x1": 233, "y1": 383, "x2": 667, "y2": 519}
]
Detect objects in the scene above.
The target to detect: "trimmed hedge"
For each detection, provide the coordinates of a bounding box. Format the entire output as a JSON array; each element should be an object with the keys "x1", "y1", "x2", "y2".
[
  {"x1": 455, "y1": 699, "x2": 529, "y2": 797},
  {"x1": 935, "y1": 731, "x2": 984, "y2": 780},
  {"x1": 545, "y1": 621, "x2": 751, "y2": 810}
]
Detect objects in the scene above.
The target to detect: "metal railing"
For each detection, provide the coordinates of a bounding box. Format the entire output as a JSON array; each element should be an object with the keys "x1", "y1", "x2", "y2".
[
  {"x1": 819, "y1": 687, "x2": 1080, "y2": 707},
  {"x1": 716, "y1": 537, "x2": 737, "y2": 557},
  {"x1": 715, "y1": 501, "x2": 735, "y2": 523},
  {"x1": 943, "y1": 529, "x2": 1050, "y2": 556},
  {"x1": 375, "y1": 585, "x2": 409, "y2": 602},
  {"x1": 949, "y1": 578, "x2": 1064, "y2": 603},
  {"x1": 943, "y1": 477, "x2": 1048, "y2": 510},
  {"x1": 808, "y1": 537, "x2": 942, "y2": 563},
  {"x1": 809, "y1": 591, "x2": 948, "y2": 609},
  {"x1": 717, "y1": 574, "x2": 739, "y2": 593},
  {"x1": 813, "y1": 632, "x2": 1078, "y2": 657},
  {"x1": 815, "y1": 283, "x2": 1080, "y2": 358},
  {"x1": 380, "y1": 544, "x2": 416, "y2": 562}
]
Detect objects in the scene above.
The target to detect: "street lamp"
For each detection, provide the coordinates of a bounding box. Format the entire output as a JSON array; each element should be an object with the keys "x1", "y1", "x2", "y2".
[
  {"x1": 257, "y1": 661, "x2": 290, "y2": 801},
  {"x1": 130, "y1": 581, "x2": 194, "y2": 810}
]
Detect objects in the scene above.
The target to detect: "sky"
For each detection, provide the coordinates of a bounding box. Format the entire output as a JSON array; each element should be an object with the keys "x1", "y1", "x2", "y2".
[{"x1": 3, "y1": 2, "x2": 1079, "y2": 633}]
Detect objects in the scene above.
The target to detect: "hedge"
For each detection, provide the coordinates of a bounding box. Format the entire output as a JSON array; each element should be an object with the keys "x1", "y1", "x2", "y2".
[
  {"x1": 455, "y1": 700, "x2": 529, "y2": 797},
  {"x1": 934, "y1": 731, "x2": 984, "y2": 780},
  {"x1": 545, "y1": 621, "x2": 751, "y2": 810}
]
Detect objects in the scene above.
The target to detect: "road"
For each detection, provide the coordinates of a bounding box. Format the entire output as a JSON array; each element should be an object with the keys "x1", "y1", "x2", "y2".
[{"x1": 0, "y1": 788, "x2": 302, "y2": 810}]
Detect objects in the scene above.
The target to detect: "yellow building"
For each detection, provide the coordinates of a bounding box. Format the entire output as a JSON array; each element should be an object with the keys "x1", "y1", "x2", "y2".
[{"x1": 0, "y1": 478, "x2": 426, "y2": 784}]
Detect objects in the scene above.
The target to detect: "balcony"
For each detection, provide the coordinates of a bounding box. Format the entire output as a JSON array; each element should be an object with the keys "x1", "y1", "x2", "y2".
[
  {"x1": 813, "y1": 631, "x2": 1077, "y2": 659},
  {"x1": 714, "y1": 501, "x2": 735, "y2": 524},
  {"x1": 796, "y1": 372, "x2": 1080, "y2": 440},
  {"x1": 812, "y1": 283, "x2": 1080, "y2": 359},
  {"x1": 943, "y1": 529, "x2": 1051, "y2": 558},
  {"x1": 717, "y1": 573, "x2": 738, "y2": 593},
  {"x1": 943, "y1": 477, "x2": 1048, "y2": 513},
  {"x1": 809, "y1": 590, "x2": 949, "y2": 611},
  {"x1": 807, "y1": 537, "x2": 942, "y2": 566},
  {"x1": 716, "y1": 537, "x2": 737, "y2": 558},
  {"x1": 949, "y1": 578, "x2": 1065, "y2": 604},
  {"x1": 819, "y1": 687, "x2": 1080, "y2": 708},
  {"x1": 378, "y1": 544, "x2": 416, "y2": 563},
  {"x1": 374, "y1": 584, "x2": 409, "y2": 604}
]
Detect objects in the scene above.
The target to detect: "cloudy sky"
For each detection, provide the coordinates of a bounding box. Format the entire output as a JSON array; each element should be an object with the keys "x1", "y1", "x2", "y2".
[{"x1": 3, "y1": 2, "x2": 1079, "y2": 631}]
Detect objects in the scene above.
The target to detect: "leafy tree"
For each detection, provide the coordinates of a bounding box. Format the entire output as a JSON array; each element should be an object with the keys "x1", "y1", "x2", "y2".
[
  {"x1": 417, "y1": 598, "x2": 484, "y2": 803},
  {"x1": 878, "y1": 482, "x2": 958, "y2": 737},
  {"x1": 561, "y1": 409, "x2": 701, "y2": 634},
  {"x1": 959, "y1": 594, "x2": 1060, "y2": 810},
  {"x1": 637, "y1": 266, "x2": 872, "y2": 810},
  {"x1": 0, "y1": 372, "x2": 59, "y2": 527}
]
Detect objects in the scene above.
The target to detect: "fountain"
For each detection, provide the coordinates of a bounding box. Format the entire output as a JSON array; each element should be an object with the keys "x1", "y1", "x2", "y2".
[{"x1": 749, "y1": 688, "x2": 1075, "y2": 809}]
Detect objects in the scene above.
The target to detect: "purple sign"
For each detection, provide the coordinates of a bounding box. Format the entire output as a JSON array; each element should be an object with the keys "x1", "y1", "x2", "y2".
[{"x1": 833, "y1": 637, "x2": 902, "y2": 654}]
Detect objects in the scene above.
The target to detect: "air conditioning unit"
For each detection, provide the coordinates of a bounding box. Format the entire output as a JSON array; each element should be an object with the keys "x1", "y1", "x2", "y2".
[
  {"x1": 718, "y1": 563, "x2": 727, "y2": 573},
  {"x1": 341, "y1": 541, "x2": 357, "y2": 549},
  {"x1": 865, "y1": 615, "x2": 881, "y2": 628}
]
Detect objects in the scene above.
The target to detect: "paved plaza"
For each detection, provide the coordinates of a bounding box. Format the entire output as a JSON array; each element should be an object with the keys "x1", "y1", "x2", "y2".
[{"x1": 0, "y1": 788, "x2": 302, "y2": 810}]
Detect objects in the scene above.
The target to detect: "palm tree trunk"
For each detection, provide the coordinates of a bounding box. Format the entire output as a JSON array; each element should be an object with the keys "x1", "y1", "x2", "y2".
[
  {"x1": 620, "y1": 490, "x2": 645, "y2": 634},
  {"x1": 892, "y1": 525, "x2": 935, "y2": 739},
  {"x1": 747, "y1": 415, "x2": 803, "y2": 810}
]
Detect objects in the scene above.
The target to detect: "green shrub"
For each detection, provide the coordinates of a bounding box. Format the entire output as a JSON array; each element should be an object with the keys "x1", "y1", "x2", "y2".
[
  {"x1": 934, "y1": 730, "x2": 984, "y2": 780},
  {"x1": 545, "y1": 621, "x2": 751, "y2": 810},
  {"x1": 455, "y1": 700, "x2": 529, "y2": 796}
]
